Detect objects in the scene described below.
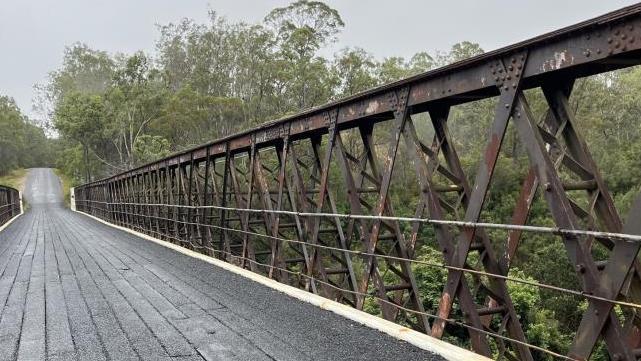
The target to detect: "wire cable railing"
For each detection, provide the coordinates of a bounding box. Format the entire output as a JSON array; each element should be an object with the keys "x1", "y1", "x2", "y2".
[
  {"x1": 80, "y1": 203, "x2": 641, "y2": 311},
  {"x1": 103, "y1": 213, "x2": 579, "y2": 361},
  {"x1": 76, "y1": 200, "x2": 641, "y2": 243},
  {"x1": 74, "y1": 198, "x2": 641, "y2": 360}
]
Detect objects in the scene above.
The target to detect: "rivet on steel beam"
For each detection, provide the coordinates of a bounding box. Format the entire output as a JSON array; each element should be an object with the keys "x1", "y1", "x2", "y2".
[
  {"x1": 498, "y1": 68, "x2": 503, "y2": 73},
  {"x1": 607, "y1": 37, "x2": 613, "y2": 43},
  {"x1": 584, "y1": 50, "x2": 591, "y2": 57},
  {"x1": 614, "y1": 29, "x2": 620, "y2": 35},
  {"x1": 511, "y1": 58, "x2": 516, "y2": 63},
  {"x1": 622, "y1": 33, "x2": 627, "y2": 40},
  {"x1": 507, "y1": 75, "x2": 511, "y2": 80},
  {"x1": 629, "y1": 25, "x2": 634, "y2": 31},
  {"x1": 504, "y1": 86, "x2": 509, "y2": 91},
  {"x1": 596, "y1": 48, "x2": 601, "y2": 54},
  {"x1": 612, "y1": 353, "x2": 622, "y2": 361},
  {"x1": 630, "y1": 37, "x2": 635, "y2": 43},
  {"x1": 544, "y1": 182, "x2": 552, "y2": 191},
  {"x1": 576, "y1": 264, "x2": 585, "y2": 273},
  {"x1": 594, "y1": 309, "x2": 599, "y2": 316},
  {"x1": 504, "y1": 103, "x2": 510, "y2": 108},
  {"x1": 508, "y1": 65, "x2": 513, "y2": 71}
]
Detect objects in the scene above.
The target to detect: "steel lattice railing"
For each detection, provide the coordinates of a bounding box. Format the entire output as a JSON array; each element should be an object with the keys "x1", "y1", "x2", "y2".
[
  {"x1": 74, "y1": 4, "x2": 641, "y2": 360},
  {"x1": 0, "y1": 185, "x2": 20, "y2": 228}
]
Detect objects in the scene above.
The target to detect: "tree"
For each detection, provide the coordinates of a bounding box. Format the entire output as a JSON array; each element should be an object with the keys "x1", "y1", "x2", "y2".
[
  {"x1": 436, "y1": 41, "x2": 484, "y2": 65},
  {"x1": 34, "y1": 43, "x2": 115, "y2": 132},
  {"x1": 333, "y1": 47, "x2": 378, "y2": 96},
  {"x1": 0, "y1": 96, "x2": 27, "y2": 174},
  {"x1": 264, "y1": 0, "x2": 344, "y2": 49},
  {"x1": 54, "y1": 92, "x2": 106, "y2": 181},
  {"x1": 265, "y1": 0, "x2": 344, "y2": 109},
  {"x1": 133, "y1": 135, "x2": 170, "y2": 164},
  {"x1": 105, "y1": 52, "x2": 168, "y2": 168}
]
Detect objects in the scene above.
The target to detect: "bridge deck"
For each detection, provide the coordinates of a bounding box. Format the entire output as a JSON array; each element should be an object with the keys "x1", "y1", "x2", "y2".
[{"x1": 0, "y1": 168, "x2": 441, "y2": 361}]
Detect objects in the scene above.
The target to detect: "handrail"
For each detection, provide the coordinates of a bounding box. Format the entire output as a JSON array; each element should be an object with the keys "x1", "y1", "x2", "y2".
[{"x1": 0, "y1": 185, "x2": 21, "y2": 228}]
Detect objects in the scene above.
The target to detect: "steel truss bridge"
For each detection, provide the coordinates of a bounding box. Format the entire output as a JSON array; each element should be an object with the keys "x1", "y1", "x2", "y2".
[{"x1": 53, "y1": 3, "x2": 641, "y2": 360}]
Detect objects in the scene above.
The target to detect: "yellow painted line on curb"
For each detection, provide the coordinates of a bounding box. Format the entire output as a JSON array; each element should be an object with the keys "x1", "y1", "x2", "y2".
[{"x1": 74, "y1": 205, "x2": 491, "y2": 361}]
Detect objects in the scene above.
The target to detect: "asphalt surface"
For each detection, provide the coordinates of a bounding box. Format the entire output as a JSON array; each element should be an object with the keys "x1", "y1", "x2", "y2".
[{"x1": 0, "y1": 168, "x2": 445, "y2": 361}]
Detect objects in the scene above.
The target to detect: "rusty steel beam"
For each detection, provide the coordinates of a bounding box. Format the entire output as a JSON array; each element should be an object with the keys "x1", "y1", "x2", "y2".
[{"x1": 74, "y1": 5, "x2": 641, "y2": 360}]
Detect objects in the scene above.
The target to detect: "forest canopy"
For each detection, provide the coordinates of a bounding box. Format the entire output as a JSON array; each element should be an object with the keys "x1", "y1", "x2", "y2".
[
  {"x1": 0, "y1": 96, "x2": 53, "y2": 175},
  {"x1": 31, "y1": 1, "x2": 485, "y2": 182}
]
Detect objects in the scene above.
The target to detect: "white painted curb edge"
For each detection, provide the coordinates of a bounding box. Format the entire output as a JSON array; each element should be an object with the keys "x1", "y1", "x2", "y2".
[
  {"x1": 70, "y1": 187, "x2": 76, "y2": 211},
  {"x1": 19, "y1": 191, "x2": 24, "y2": 214},
  {"x1": 0, "y1": 191, "x2": 25, "y2": 234},
  {"x1": 75, "y1": 209, "x2": 491, "y2": 361}
]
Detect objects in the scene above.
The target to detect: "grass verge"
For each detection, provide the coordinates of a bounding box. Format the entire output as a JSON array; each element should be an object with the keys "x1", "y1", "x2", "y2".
[
  {"x1": 54, "y1": 168, "x2": 74, "y2": 207},
  {"x1": 0, "y1": 169, "x2": 27, "y2": 191},
  {"x1": 0, "y1": 168, "x2": 28, "y2": 211}
]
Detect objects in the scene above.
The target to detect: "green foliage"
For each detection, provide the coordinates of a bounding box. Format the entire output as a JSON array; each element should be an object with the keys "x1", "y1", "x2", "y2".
[
  {"x1": 54, "y1": 92, "x2": 105, "y2": 145},
  {"x1": 413, "y1": 246, "x2": 448, "y2": 311},
  {"x1": 332, "y1": 47, "x2": 378, "y2": 96},
  {"x1": 0, "y1": 169, "x2": 28, "y2": 190},
  {"x1": 525, "y1": 309, "x2": 571, "y2": 359},
  {"x1": 0, "y1": 96, "x2": 54, "y2": 175},
  {"x1": 265, "y1": 0, "x2": 344, "y2": 49},
  {"x1": 133, "y1": 135, "x2": 170, "y2": 164}
]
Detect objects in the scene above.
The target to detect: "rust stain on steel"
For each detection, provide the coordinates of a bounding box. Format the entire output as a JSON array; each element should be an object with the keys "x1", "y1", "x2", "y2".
[
  {"x1": 541, "y1": 50, "x2": 574, "y2": 72},
  {"x1": 484, "y1": 134, "x2": 501, "y2": 170}
]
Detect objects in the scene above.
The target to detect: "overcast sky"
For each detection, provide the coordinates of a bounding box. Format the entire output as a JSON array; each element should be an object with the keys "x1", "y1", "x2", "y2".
[{"x1": 0, "y1": 0, "x2": 638, "y2": 119}]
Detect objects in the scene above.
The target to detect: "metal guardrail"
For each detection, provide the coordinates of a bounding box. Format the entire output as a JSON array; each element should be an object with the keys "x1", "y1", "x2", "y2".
[
  {"x1": 74, "y1": 4, "x2": 641, "y2": 361},
  {"x1": 0, "y1": 185, "x2": 21, "y2": 228}
]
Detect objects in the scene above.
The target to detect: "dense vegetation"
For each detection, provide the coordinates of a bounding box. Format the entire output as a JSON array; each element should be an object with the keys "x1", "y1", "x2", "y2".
[
  {"x1": 0, "y1": 96, "x2": 53, "y2": 176},
  {"x1": 2, "y1": 1, "x2": 640, "y2": 359}
]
